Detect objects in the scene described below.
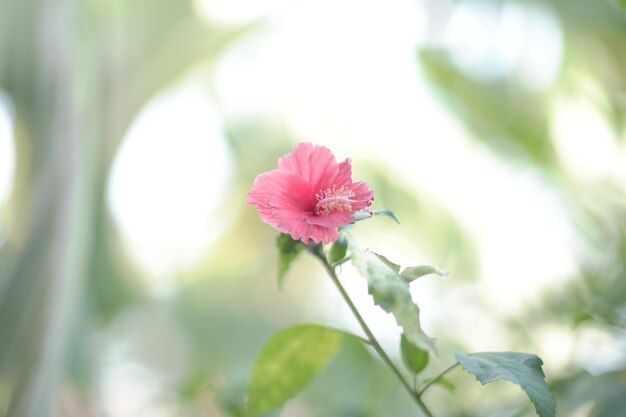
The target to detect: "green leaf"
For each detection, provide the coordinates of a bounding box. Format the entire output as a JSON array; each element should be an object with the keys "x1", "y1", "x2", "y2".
[
  {"x1": 247, "y1": 325, "x2": 343, "y2": 416},
  {"x1": 372, "y1": 252, "x2": 401, "y2": 273},
  {"x1": 454, "y1": 351, "x2": 556, "y2": 417},
  {"x1": 327, "y1": 236, "x2": 348, "y2": 264},
  {"x1": 400, "y1": 333, "x2": 429, "y2": 374},
  {"x1": 353, "y1": 210, "x2": 373, "y2": 221},
  {"x1": 353, "y1": 209, "x2": 400, "y2": 224},
  {"x1": 345, "y1": 233, "x2": 436, "y2": 353},
  {"x1": 401, "y1": 265, "x2": 448, "y2": 283},
  {"x1": 276, "y1": 233, "x2": 304, "y2": 288},
  {"x1": 214, "y1": 372, "x2": 249, "y2": 417},
  {"x1": 372, "y1": 209, "x2": 400, "y2": 224}
]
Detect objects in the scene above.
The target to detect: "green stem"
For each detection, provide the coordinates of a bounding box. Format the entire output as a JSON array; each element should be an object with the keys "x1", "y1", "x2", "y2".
[
  {"x1": 418, "y1": 363, "x2": 459, "y2": 396},
  {"x1": 331, "y1": 256, "x2": 351, "y2": 268},
  {"x1": 320, "y1": 260, "x2": 435, "y2": 417}
]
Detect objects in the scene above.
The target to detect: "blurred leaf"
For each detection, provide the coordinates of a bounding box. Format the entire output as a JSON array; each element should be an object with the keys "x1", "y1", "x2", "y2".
[
  {"x1": 400, "y1": 333, "x2": 429, "y2": 374},
  {"x1": 247, "y1": 324, "x2": 343, "y2": 416},
  {"x1": 214, "y1": 371, "x2": 281, "y2": 417},
  {"x1": 328, "y1": 236, "x2": 348, "y2": 264},
  {"x1": 419, "y1": 50, "x2": 555, "y2": 167},
  {"x1": 401, "y1": 265, "x2": 448, "y2": 283},
  {"x1": 346, "y1": 233, "x2": 436, "y2": 353},
  {"x1": 455, "y1": 351, "x2": 555, "y2": 417},
  {"x1": 550, "y1": 369, "x2": 626, "y2": 417},
  {"x1": 215, "y1": 373, "x2": 248, "y2": 417},
  {"x1": 276, "y1": 233, "x2": 303, "y2": 288}
]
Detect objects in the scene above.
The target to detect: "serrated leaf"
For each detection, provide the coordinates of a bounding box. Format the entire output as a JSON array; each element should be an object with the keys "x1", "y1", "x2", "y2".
[
  {"x1": 401, "y1": 265, "x2": 448, "y2": 283},
  {"x1": 455, "y1": 351, "x2": 556, "y2": 417},
  {"x1": 327, "y1": 236, "x2": 348, "y2": 264},
  {"x1": 400, "y1": 333, "x2": 429, "y2": 374},
  {"x1": 276, "y1": 233, "x2": 304, "y2": 288},
  {"x1": 372, "y1": 252, "x2": 401, "y2": 273},
  {"x1": 247, "y1": 325, "x2": 343, "y2": 416},
  {"x1": 345, "y1": 233, "x2": 436, "y2": 353}
]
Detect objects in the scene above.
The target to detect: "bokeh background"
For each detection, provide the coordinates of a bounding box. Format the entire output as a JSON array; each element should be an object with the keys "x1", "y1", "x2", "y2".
[{"x1": 1, "y1": 0, "x2": 626, "y2": 416}]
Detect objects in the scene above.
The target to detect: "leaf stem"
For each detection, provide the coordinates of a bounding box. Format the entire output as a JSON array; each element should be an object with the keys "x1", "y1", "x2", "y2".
[
  {"x1": 331, "y1": 328, "x2": 371, "y2": 346},
  {"x1": 418, "y1": 363, "x2": 459, "y2": 396},
  {"x1": 330, "y1": 256, "x2": 351, "y2": 268},
  {"x1": 320, "y1": 259, "x2": 435, "y2": 417}
]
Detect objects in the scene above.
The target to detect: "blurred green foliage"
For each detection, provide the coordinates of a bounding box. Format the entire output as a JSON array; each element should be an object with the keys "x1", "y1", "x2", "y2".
[
  {"x1": 0, "y1": 0, "x2": 625, "y2": 416},
  {"x1": 418, "y1": 1, "x2": 626, "y2": 415}
]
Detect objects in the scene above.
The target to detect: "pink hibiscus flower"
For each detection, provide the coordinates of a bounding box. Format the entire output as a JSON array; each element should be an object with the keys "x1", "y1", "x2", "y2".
[{"x1": 247, "y1": 142, "x2": 374, "y2": 244}]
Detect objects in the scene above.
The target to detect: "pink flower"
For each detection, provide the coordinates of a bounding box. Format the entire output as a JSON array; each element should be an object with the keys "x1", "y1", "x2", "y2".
[{"x1": 247, "y1": 142, "x2": 374, "y2": 244}]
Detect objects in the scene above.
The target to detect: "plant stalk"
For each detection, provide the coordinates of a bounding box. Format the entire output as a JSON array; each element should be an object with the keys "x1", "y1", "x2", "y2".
[{"x1": 321, "y1": 260, "x2": 435, "y2": 417}]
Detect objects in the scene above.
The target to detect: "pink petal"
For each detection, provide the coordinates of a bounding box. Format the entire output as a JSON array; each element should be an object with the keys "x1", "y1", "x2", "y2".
[
  {"x1": 350, "y1": 181, "x2": 374, "y2": 211},
  {"x1": 277, "y1": 142, "x2": 339, "y2": 195},
  {"x1": 283, "y1": 215, "x2": 315, "y2": 243},
  {"x1": 304, "y1": 211, "x2": 354, "y2": 228},
  {"x1": 333, "y1": 158, "x2": 353, "y2": 187},
  {"x1": 247, "y1": 169, "x2": 312, "y2": 230},
  {"x1": 307, "y1": 225, "x2": 340, "y2": 244}
]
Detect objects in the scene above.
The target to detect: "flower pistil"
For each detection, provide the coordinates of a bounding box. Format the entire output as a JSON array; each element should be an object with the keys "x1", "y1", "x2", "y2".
[{"x1": 315, "y1": 185, "x2": 356, "y2": 215}]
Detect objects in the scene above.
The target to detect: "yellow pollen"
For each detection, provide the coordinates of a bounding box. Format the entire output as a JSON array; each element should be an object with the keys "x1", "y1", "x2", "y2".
[{"x1": 315, "y1": 185, "x2": 356, "y2": 215}]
